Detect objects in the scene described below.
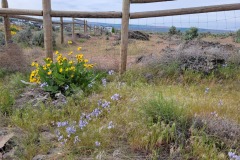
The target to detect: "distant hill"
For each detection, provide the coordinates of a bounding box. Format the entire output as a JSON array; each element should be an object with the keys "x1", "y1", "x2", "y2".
[{"x1": 88, "y1": 22, "x2": 234, "y2": 34}]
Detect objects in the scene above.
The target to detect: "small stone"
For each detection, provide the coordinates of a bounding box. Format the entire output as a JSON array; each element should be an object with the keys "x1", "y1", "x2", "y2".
[{"x1": 32, "y1": 155, "x2": 47, "y2": 160}]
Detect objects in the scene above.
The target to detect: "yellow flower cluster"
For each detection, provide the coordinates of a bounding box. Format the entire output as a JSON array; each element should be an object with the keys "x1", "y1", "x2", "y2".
[
  {"x1": 30, "y1": 68, "x2": 40, "y2": 83},
  {"x1": 11, "y1": 31, "x2": 17, "y2": 36},
  {"x1": 29, "y1": 47, "x2": 94, "y2": 84}
]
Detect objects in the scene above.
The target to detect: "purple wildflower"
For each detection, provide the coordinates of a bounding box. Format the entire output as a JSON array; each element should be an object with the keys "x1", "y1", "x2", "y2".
[
  {"x1": 101, "y1": 101, "x2": 110, "y2": 108},
  {"x1": 102, "y1": 78, "x2": 107, "y2": 87},
  {"x1": 91, "y1": 108, "x2": 102, "y2": 117},
  {"x1": 79, "y1": 119, "x2": 88, "y2": 129},
  {"x1": 107, "y1": 121, "x2": 114, "y2": 129},
  {"x1": 95, "y1": 141, "x2": 101, "y2": 147},
  {"x1": 205, "y1": 88, "x2": 210, "y2": 94},
  {"x1": 66, "y1": 126, "x2": 76, "y2": 136},
  {"x1": 111, "y1": 94, "x2": 120, "y2": 101},
  {"x1": 57, "y1": 121, "x2": 68, "y2": 127},
  {"x1": 58, "y1": 135, "x2": 63, "y2": 141},
  {"x1": 108, "y1": 70, "x2": 114, "y2": 75},
  {"x1": 74, "y1": 136, "x2": 80, "y2": 144},
  {"x1": 40, "y1": 82, "x2": 48, "y2": 88}
]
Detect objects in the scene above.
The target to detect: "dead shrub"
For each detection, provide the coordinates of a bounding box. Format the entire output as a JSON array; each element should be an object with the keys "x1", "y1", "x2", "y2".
[{"x1": 0, "y1": 44, "x2": 30, "y2": 72}]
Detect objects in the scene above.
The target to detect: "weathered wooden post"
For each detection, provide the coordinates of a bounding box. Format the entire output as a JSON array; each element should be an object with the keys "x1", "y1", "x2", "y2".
[
  {"x1": 120, "y1": 0, "x2": 130, "y2": 74},
  {"x1": 2, "y1": 0, "x2": 11, "y2": 46},
  {"x1": 85, "y1": 20, "x2": 88, "y2": 33},
  {"x1": 42, "y1": 0, "x2": 53, "y2": 59},
  {"x1": 60, "y1": 17, "x2": 64, "y2": 44},
  {"x1": 72, "y1": 17, "x2": 75, "y2": 39},
  {"x1": 84, "y1": 20, "x2": 86, "y2": 33}
]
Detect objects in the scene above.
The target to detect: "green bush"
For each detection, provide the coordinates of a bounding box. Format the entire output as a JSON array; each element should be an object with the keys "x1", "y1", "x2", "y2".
[
  {"x1": 235, "y1": 29, "x2": 240, "y2": 43},
  {"x1": 32, "y1": 30, "x2": 56, "y2": 48},
  {"x1": 168, "y1": 26, "x2": 177, "y2": 35},
  {"x1": 112, "y1": 27, "x2": 115, "y2": 33},
  {"x1": 142, "y1": 94, "x2": 191, "y2": 130},
  {"x1": 13, "y1": 27, "x2": 32, "y2": 46},
  {"x1": 30, "y1": 48, "x2": 98, "y2": 96},
  {"x1": 184, "y1": 27, "x2": 199, "y2": 40}
]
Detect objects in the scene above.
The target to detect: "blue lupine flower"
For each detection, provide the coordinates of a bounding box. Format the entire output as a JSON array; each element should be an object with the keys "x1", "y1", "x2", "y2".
[
  {"x1": 102, "y1": 78, "x2": 107, "y2": 87},
  {"x1": 64, "y1": 85, "x2": 69, "y2": 91},
  {"x1": 228, "y1": 152, "x2": 240, "y2": 160},
  {"x1": 111, "y1": 94, "x2": 120, "y2": 101},
  {"x1": 98, "y1": 99, "x2": 102, "y2": 106},
  {"x1": 101, "y1": 101, "x2": 110, "y2": 108},
  {"x1": 40, "y1": 82, "x2": 48, "y2": 88},
  {"x1": 57, "y1": 121, "x2": 68, "y2": 127},
  {"x1": 107, "y1": 121, "x2": 114, "y2": 129},
  {"x1": 205, "y1": 88, "x2": 210, "y2": 94},
  {"x1": 108, "y1": 70, "x2": 114, "y2": 75},
  {"x1": 74, "y1": 136, "x2": 80, "y2": 144},
  {"x1": 95, "y1": 141, "x2": 101, "y2": 147},
  {"x1": 91, "y1": 108, "x2": 102, "y2": 117},
  {"x1": 79, "y1": 119, "x2": 88, "y2": 129},
  {"x1": 58, "y1": 135, "x2": 63, "y2": 141},
  {"x1": 66, "y1": 126, "x2": 76, "y2": 136}
]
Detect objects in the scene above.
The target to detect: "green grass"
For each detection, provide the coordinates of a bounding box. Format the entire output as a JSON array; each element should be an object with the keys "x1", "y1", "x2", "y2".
[{"x1": 0, "y1": 61, "x2": 239, "y2": 159}]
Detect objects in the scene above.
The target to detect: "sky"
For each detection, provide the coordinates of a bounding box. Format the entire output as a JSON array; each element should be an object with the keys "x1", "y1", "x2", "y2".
[{"x1": 2, "y1": 0, "x2": 240, "y2": 30}]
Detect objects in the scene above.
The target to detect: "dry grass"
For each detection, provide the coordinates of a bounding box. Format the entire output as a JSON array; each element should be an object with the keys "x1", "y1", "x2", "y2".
[{"x1": 0, "y1": 44, "x2": 30, "y2": 72}]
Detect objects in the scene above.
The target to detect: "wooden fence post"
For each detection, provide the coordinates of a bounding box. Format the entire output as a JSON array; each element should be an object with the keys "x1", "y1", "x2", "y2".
[
  {"x1": 120, "y1": 0, "x2": 130, "y2": 74},
  {"x1": 42, "y1": 0, "x2": 53, "y2": 59},
  {"x1": 84, "y1": 20, "x2": 86, "y2": 33},
  {"x1": 2, "y1": 0, "x2": 11, "y2": 46},
  {"x1": 72, "y1": 17, "x2": 75, "y2": 39},
  {"x1": 60, "y1": 17, "x2": 64, "y2": 44},
  {"x1": 86, "y1": 20, "x2": 88, "y2": 33}
]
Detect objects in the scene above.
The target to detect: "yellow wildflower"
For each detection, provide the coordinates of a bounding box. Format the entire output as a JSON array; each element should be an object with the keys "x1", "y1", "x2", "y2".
[
  {"x1": 68, "y1": 51, "x2": 73, "y2": 56},
  {"x1": 59, "y1": 68, "x2": 63, "y2": 73},
  {"x1": 47, "y1": 63, "x2": 51, "y2": 67},
  {"x1": 69, "y1": 61, "x2": 73, "y2": 65},
  {"x1": 55, "y1": 51, "x2": 59, "y2": 55},
  {"x1": 68, "y1": 40, "x2": 73, "y2": 44},
  {"x1": 70, "y1": 66, "x2": 76, "y2": 71},
  {"x1": 47, "y1": 71, "x2": 52, "y2": 75},
  {"x1": 84, "y1": 59, "x2": 89, "y2": 63},
  {"x1": 43, "y1": 66, "x2": 47, "y2": 70},
  {"x1": 31, "y1": 62, "x2": 35, "y2": 67},
  {"x1": 77, "y1": 47, "x2": 82, "y2": 51},
  {"x1": 65, "y1": 68, "x2": 69, "y2": 72},
  {"x1": 46, "y1": 58, "x2": 52, "y2": 61}
]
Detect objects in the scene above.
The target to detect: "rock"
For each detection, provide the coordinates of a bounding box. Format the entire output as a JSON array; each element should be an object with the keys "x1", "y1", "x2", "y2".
[
  {"x1": 32, "y1": 155, "x2": 47, "y2": 160},
  {"x1": 40, "y1": 132, "x2": 56, "y2": 142},
  {"x1": 0, "y1": 133, "x2": 14, "y2": 149},
  {"x1": 2, "y1": 148, "x2": 16, "y2": 159},
  {"x1": 128, "y1": 31, "x2": 150, "y2": 41}
]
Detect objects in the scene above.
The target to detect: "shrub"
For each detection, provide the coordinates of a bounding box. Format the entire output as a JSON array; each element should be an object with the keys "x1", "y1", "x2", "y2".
[
  {"x1": 13, "y1": 27, "x2": 32, "y2": 46},
  {"x1": 142, "y1": 94, "x2": 191, "y2": 129},
  {"x1": 235, "y1": 29, "x2": 240, "y2": 43},
  {"x1": 112, "y1": 27, "x2": 115, "y2": 33},
  {"x1": 29, "y1": 47, "x2": 98, "y2": 96},
  {"x1": 0, "y1": 32, "x2": 5, "y2": 45},
  {"x1": 32, "y1": 30, "x2": 56, "y2": 48},
  {"x1": 168, "y1": 26, "x2": 177, "y2": 35},
  {"x1": 184, "y1": 27, "x2": 198, "y2": 40}
]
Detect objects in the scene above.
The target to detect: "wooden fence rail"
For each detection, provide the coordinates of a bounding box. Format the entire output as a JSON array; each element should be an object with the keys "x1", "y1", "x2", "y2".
[
  {"x1": 1, "y1": 0, "x2": 240, "y2": 74},
  {"x1": 131, "y1": 0, "x2": 174, "y2": 3},
  {"x1": 131, "y1": 3, "x2": 240, "y2": 19}
]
